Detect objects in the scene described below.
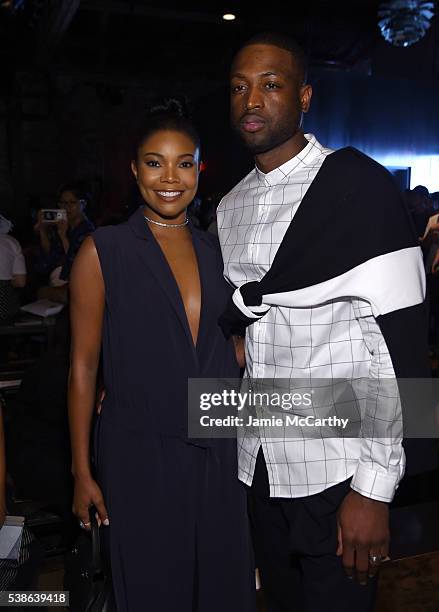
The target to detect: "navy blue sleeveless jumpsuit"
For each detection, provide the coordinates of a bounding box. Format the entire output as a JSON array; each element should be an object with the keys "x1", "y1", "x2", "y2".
[{"x1": 92, "y1": 207, "x2": 255, "y2": 612}]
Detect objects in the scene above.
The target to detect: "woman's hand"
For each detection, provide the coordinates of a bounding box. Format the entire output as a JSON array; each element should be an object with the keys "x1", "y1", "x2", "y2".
[
  {"x1": 432, "y1": 250, "x2": 439, "y2": 274},
  {"x1": 96, "y1": 388, "x2": 106, "y2": 415},
  {"x1": 34, "y1": 210, "x2": 47, "y2": 234},
  {"x1": 232, "y1": 335, "x2": 246, "y2": 368},
  {"x1": 57, "y1": 217, "x2": 69, "y2": 238},
  {"x1": 73, "y1": 474, "x2": 109, "y2": 530}
]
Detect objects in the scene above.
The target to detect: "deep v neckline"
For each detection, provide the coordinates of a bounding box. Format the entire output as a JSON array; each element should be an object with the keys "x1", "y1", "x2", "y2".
[{"x1": 147, "y1": 222, "x2": 204, "y2": 351}]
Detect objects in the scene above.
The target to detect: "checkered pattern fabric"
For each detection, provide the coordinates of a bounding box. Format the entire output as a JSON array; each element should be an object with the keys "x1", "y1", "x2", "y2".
[{"x1": 217, "y1": 134, "x2": 405, "y2": 502}]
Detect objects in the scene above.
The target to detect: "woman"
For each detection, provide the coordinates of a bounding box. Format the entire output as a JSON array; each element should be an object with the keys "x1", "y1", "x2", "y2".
[
  {"x1": 69, "y1": 101, "x2": 255, "y2": 612},
  {"x1": 35, "y1": 183, "x2": 94, "y2": 302},
  {"x1": 0, "y1": 214, "x2": 26, "y2": 321}
]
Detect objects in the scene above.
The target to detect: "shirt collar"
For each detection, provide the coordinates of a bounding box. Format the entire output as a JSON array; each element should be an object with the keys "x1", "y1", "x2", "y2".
[{"x1": 255, "y1": 134, "x2": 324, "y2": 187}]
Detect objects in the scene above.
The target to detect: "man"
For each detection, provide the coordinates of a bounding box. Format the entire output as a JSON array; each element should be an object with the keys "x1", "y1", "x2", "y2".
[{"x1": 216, "y1": 32, "x2": 429, "y2": 612}]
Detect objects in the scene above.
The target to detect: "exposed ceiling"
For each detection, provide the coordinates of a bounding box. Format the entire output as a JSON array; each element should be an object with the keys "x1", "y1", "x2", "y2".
[
  {"x1": 0, "y1": 1, "x2": 386, "y2": 75},
  {"x1": 0, "y1": 0, "x2": 438, "y2": 89},
  {"x1": 0, "y1": 2, "x2": 438, "y2": 211}
]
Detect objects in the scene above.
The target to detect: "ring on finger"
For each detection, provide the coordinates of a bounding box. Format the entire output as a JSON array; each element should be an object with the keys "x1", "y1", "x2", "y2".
[
  {"x1": 79, "y1": 521, "x2": 91, "y2": 529},
  {"x1": 369, "y1": 554, "x2": 382, "y2": 565}
]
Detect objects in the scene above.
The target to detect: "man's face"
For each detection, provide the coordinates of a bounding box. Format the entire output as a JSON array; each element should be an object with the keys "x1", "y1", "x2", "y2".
[{"x1": 230, "y1": 44, "x2": 312, "y2": 155}]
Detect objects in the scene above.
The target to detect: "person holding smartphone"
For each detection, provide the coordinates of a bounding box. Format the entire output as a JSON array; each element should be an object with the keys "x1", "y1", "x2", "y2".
[{"x1": 34, "y1": 182, "x2": 94, "y2": 302}]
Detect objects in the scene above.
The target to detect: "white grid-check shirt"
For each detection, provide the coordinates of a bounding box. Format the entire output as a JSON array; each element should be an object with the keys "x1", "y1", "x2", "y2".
[{"x1": 217, "y1": 134, "x2": 405, "y2": 502}]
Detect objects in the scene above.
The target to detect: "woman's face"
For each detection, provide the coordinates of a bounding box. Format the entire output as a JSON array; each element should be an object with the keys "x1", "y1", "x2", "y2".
[
  {"x1": 131, "y1": 129, "x2": 199, "y2": 223},
  {"x1": 58, "y1": 191, "x2": 84, "y2": 226}
]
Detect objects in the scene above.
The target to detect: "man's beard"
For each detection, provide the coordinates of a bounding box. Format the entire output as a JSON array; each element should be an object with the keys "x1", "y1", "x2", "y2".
[{"x1": 234, "y1": 119, "x2": 300, "y2": 155}]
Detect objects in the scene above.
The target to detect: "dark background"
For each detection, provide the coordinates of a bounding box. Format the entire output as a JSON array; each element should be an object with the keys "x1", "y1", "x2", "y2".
[{"x1": 0, "y1": 0, "x2": 438, "y2": 227}]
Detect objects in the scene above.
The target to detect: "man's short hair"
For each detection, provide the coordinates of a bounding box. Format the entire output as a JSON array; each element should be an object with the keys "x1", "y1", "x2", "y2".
[{"x1": 236, "y1": 31, "x2": 308, "y2": 84}]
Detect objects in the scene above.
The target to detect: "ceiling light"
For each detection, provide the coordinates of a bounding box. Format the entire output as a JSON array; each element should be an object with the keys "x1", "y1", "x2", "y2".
[
  {"x1": 222, "y1": 13, "x2": 236, "y2": 21},
  {"x1": 378, "y1": 0, "x2": 435, "y2": 47}
]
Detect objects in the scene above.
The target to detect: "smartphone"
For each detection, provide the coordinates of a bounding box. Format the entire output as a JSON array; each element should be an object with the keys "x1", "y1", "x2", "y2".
[{"x1": 41, "y1": 209, "x2": 67, "y2": 223}]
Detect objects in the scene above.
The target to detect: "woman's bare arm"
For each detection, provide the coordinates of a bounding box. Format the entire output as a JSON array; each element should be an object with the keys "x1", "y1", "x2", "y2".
[{"x1": 69, "y1": 236, "x2": 108, "y2": 527}]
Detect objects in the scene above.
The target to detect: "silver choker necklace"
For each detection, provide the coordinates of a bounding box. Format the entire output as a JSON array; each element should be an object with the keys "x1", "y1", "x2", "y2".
[{"x1": 144, "y1": 214, "x2": 189, "y2": 228}]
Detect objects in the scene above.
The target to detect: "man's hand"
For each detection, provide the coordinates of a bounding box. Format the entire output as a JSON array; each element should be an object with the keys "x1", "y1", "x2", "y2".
[{"x1": 336, "y1": 489, "x2": 389, "y2": 585}]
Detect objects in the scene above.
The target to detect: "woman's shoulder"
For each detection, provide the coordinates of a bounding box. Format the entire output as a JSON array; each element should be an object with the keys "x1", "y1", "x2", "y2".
[{"x1": 92, "y1": 220, "x2": 130, "y2": 245}]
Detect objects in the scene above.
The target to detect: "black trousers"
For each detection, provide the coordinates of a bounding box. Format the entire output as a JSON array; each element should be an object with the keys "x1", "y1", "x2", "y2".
[{"x1": 248, "y1": 449, "x2": 378, "y2": 612}]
